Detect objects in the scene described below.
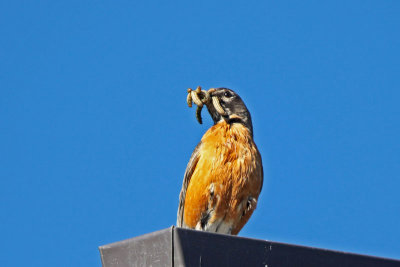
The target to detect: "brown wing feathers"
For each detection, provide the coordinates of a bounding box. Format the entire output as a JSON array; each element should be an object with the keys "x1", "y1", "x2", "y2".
[{"x1": 177, "y1": 142, "x2": 201, "y2": 227}]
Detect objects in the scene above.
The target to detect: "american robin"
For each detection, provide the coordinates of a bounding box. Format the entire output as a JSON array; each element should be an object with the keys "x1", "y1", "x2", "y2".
[{"x1": 177, "y1": 87, "x2": 263, "y2": 235}]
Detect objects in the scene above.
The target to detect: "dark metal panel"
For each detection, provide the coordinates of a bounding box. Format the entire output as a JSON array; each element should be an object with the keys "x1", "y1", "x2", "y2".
[
  {"x1": 173, "y1": 227, "x2": 400, "y2": 267},
  {"x1": 99, "y1": 227, "x2": 400, "y2": 267},
  {"x1": 173, "y1": 227, "x2": 269, "y2": 266},
  {"x1": 99, "y1": 227, "x2": 173, "y2": 267}
]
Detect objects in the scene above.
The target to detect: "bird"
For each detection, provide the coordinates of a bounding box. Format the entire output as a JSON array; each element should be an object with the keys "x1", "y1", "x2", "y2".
[{"x1": 177, "y1": 87, "x2": 263, "y2": 235}]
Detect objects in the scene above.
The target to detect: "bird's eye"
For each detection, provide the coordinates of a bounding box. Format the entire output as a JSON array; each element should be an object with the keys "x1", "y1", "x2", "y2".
[{"x1": 224, "y1": 91, "x2": 233, "y2": 98}]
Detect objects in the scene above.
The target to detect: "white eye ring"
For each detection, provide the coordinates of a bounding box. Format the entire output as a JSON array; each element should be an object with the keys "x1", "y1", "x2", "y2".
[{"x1": 224, "y1": 91, "x2": 233, "y2": 98}]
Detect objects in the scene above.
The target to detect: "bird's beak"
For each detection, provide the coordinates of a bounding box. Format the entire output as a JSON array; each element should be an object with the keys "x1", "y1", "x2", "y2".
[
  {"x1": 205, "y1": 88, "x2": 226, "y2": 123},
  {"x1": 208, "y1": 88, "x2": 216, "y2": 96},
  {"x1": 207, "y1": 89, "x2": 227, "y2": 117}
]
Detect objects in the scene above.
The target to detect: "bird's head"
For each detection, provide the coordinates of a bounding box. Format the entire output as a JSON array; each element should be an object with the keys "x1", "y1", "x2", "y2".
[{"x1": 206, "y1": 88, "x2": 253, "y2": 135}]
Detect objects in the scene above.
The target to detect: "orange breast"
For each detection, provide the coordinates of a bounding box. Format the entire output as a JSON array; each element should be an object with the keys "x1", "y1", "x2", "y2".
[{"x1": 183, "y1": 121, "x2": 263, "y2": 234}]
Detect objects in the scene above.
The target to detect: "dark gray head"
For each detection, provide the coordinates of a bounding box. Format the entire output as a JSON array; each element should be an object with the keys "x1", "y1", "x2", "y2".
[{"x1": 206, "y1": 88, "x2": 253, "y2": 135}]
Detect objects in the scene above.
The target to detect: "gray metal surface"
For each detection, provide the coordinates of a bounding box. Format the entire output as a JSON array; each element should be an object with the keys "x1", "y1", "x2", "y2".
[
  {"x1": 99, "y1": 226, "x2": 400, "y2": 267},
  {"x1": 174, "y1": 227, "x2": 400, "y2": 267},
  {"x1": 99, "y1": 228, "x2": 172, "y2": 267}
]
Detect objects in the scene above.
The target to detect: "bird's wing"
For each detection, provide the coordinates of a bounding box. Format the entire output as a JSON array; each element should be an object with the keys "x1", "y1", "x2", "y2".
[
  {"x1": 177, "y1": 142, "x2": 202, "y2": 227},
  {"x1": 259, "y1": 150, "x2": 264, "y2": 193}
]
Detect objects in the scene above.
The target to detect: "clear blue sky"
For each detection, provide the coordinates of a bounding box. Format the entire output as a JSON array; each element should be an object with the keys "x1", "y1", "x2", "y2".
[{"x1": 1, "y1": 1, "x2": 399, "y2": 266}]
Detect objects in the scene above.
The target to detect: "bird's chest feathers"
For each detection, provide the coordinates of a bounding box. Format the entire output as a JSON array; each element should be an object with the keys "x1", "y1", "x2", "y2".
[{"x1": 199, "y1": 122, "x2": 258, "y2": 182}]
